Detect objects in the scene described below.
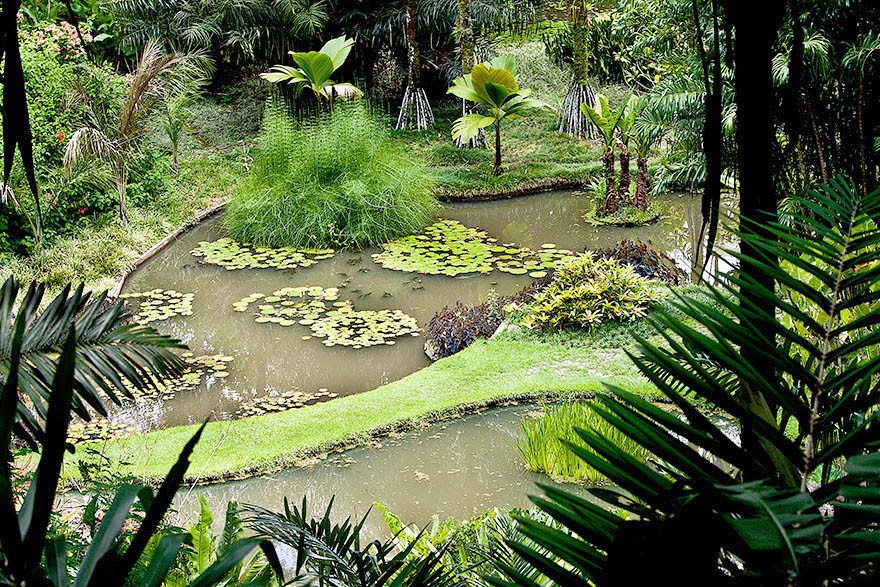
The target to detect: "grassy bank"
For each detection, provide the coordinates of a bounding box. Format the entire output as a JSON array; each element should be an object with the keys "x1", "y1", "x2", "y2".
[
  {"x1": 61, "y1": 322, "x2": 659, "y2": 485},
  {"x1": 398, "y1": 103, "x2": 602, "y2": 199},
  {"x1": 0, "y1": 152, "x2": 247, "y2": 294}
]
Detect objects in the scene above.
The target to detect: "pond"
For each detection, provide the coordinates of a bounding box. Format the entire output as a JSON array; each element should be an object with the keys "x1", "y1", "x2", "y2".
[
  {"x1": 107, "y1": 190, "x2": 718, "y2": 434},
  {"x1": 171, "y1": 403, "x2": 584, "y2": 539}
]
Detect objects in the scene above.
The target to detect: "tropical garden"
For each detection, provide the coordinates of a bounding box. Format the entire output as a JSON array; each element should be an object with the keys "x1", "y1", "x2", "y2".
[{"x1": 1, "y1": 0, "x2": 879, "y2": 584}]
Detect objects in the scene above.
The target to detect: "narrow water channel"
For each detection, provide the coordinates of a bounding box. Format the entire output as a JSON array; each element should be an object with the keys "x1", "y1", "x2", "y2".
[{"x1": 171, "y1": 404, "x2": 582, "y2": 539}]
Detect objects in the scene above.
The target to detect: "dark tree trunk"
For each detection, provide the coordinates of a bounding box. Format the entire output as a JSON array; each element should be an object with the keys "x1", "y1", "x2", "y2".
[
  {"x1": 634, "y1": 157, "x2": 649, "y2": 210},
  {"x1": 493, "y1": 122, "x2": 502, "y2": 175},
  {"x1": 730, "y1": 0, "x2": 786, "y2": 482},
  {"x1": 618, "y1": 143, "x2": 631, "y2": 205},
  {"x1": 602, "y1": 150, "x2": 617, "y2": 214}
]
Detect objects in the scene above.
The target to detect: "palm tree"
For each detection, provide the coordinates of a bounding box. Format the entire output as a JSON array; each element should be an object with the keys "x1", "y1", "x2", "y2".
[
  {"x1": 243, "y1": 497, "x2": 459, "y2": 586},
  {"x1": 0, "y1": 277, "x2": 186, "y2": 446},
  {"x1": 0, "y1": 286, "x2": 276, "y2": 585},
  {"x1": 261, "y1": 35, "x2": 361, "y2": 113},
  {"x1": 581, "y1": 93, "x2": 626, "y2": 213},
  {"x1": 64, "y1": 42, "x2": 204, "y2": 224},
  {"x1": 449, "y1": 55, "x2": 552, "y2": 175},
  {"x1": 557, "y1": 1, "x2": 598, "y2": 139}
]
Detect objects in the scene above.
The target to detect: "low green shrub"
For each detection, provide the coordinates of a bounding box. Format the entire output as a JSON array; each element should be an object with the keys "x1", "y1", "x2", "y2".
[
  {"x1": 224, "y1": 102, "x2": 439, "y2": 249},
  {"x1": 516, "y1": 402, "x2": 650, "y2": 484},
  {"x1": 523, "y1": 254, "x2": 657, "y2": 330}
]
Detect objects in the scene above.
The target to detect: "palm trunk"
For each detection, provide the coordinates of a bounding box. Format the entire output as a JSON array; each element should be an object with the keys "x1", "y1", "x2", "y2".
[
  {"x1": 116, "y1": 167, "x2": 128, "y2": 224},
  {"x1": 455, "y1": 0, "x2": 485, "y2": 148},
  {"x1": 634, "y1": 157, "x2": 649, "y2": 210},
  {"x1": 171, "y1": 141, "x2": 179, "y2": 174},
  {"x1": 493, "y1": 122, "x2": 502, "y2": 176},
  {"x1": 602, "y1": 149, "x2": 617, "y2": 215},
  {"x1": 618, "y1": 143, "x2": 631, "y2": 205},
  {"x1": 395, "y1": 1, "x2": 434, "y2": 130}
]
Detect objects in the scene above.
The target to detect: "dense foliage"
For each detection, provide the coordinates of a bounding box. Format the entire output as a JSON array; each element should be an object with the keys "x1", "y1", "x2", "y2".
[
  {"x1": 425, "y1": 277, "x2": 551, "y2": 360},
  {"x1": 225, "y1": 102, "x2": 438, "y2": 249},
  {"x1": 524, "y1": 254, "x2": 657, "y2": 330}
]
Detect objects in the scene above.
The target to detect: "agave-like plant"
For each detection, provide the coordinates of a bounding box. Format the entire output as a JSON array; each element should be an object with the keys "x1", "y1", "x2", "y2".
[
  {"x1": 491, "y1": 178, "x2": 880, "y2": 584},
  {"x1": 448, "y1": 55, "x2": 552, "y2": 176},
  {"x1": 64, "y1": 42, "x2": 207, "y2": 224},
  {"x1": 261, "y1": 35, "x2": 362, "y2": 111}
]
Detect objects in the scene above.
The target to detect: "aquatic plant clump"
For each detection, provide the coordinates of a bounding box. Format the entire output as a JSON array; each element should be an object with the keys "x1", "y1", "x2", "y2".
[
  {"x1": 237, "y1": 388, "x2": 338, "y2": 418},
  {"x1": 224, "y1": 102, "x2": 439, "y2": 249},
  {"x1": 373, "y1": 219, "x2": 576, "y2": 277},
  {"x1": 310, "y1": 308, "x2": 421, "y2": 348},
  {"x1": 192, "y1": 237, "x2": 335, "y2": 271},
  {"x1": 516, "y1": 402, "x2": 650, "y2": 484},
  {"x1": 119, "y1": 289, "x2": 194, "y2": 324}
]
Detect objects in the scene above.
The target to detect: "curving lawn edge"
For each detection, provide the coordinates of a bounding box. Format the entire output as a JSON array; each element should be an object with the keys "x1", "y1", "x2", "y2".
[{"x1": 61, "y1": 332, "x2": 654, "y2": 487}]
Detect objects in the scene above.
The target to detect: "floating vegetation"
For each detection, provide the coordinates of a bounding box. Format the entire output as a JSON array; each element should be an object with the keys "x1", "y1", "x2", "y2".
[
  {"x1": 131, "y1": 353, "x2": 235, "y2": 402},
  {"x1": 310, "y1": 308, "x2": 421, "y2": 348},
  {"x1": 237, "y1": 388, "x2": 338, "y2": 418},
  {"x1": 68, "y1": 419, "x2": 140, "y2": 444},
  {"x1": 119, "y1": 289, "x2": 194, "y2": 324},
  {"x1": 372, "y1": 220, "x2": 496, "y2": 276},
  {"x1": 67, "y1": 353, "x2": 235, "y2": 444},
  {"x1": 583, "y1": 202, "x2": 662, "y2": 227},
  {"x1": 372, "y1": 220, "x2": 577, "y2": 277},
  {"x1": 191, "y1": 237, "x2": 335, "y2": 271},
  {"x1": 233, "y1": 286, "x2": 350, "y2": 327}
]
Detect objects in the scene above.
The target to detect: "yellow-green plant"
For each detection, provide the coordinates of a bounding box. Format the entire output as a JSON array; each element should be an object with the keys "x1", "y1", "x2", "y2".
[
  {"x1": 448, "y1": 55, "x2": 552, "y2": 175},
  {"x1": 524, "y1": 254, "x2": 657, "y2": 330}
]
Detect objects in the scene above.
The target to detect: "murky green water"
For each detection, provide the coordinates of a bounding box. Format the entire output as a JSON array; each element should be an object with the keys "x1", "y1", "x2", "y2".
[
  {"x1": 171, "y1": 404, "x2": 584, "y2": 539},
  {"x1": 118, "y1": 190, "x2": 717, "y2": 431}
]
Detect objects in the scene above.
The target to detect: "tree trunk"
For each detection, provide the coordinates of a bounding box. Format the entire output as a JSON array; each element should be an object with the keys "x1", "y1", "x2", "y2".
[
  {"x1": 618, "y1": 143, "x2": 631, "y2": 204},
  {"x1": 730, "y1": 0, "x2": 787, "y2": 483},
  {"x1": 116, "y1": 168, "x2": 128, "y2": 224},
  {"x1": 171, "y1": 142, "x2": 179, "y2": 174},
  {"x1": 455, "y1": 0, "x2": 485, "y2": 148},
  {"x1": 634, "y1": 157, "x2": 649, "y2": 210},
  {"x1": 602, "y1": 149, "x2": 617, "y2": 214},
  {"x1": 493, "y1": 121, "x2": 502, "y2": 175}
]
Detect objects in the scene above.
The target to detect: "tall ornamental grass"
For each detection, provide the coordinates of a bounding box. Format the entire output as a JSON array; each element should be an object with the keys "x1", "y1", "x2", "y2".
[{"x1": 225, "y1": 102, "x2": 439, "y2": 249}]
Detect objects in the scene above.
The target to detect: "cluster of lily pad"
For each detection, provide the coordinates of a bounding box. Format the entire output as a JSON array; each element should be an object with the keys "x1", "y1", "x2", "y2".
[
  {"x1": 372, "y1": 219, "x2": 576, "y2": 278},
  {"x1": 191, "y1": 237, "x2": 335, "y2": 271},
  {"x1": 234, "y1": 286, "x2": 421, "y2": 348},
  {"x1": 66, "y1": 353, "x2": 235, "y2": 444},
  {"x1": 310, "y1": 308, "x2": 421, "y2": 348},
  {"x1": 237, "y1": 388, "x2": 338, "y2": 418},
  {"x1": 232, "y1": 287, "x2": 350, "y2": 327},
  {"x1": 120, "y1": 289, "x2": 194, "y2": 324}
]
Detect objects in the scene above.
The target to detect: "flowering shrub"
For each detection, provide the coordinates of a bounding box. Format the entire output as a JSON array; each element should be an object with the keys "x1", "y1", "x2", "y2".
[
  {"x1": 19, "y1": 20, "x2": 93, "y2": 61},
  {"x1": 524, "y1": 254, "x2": 657, "y2": 330}
]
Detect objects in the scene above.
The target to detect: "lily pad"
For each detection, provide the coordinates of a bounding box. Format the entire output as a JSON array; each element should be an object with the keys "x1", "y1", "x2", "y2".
[
  {"x1": 234, "y1": 286, "x2": 350, "y2": 326},
  {"x1": 119, "y1": 289, "x2": 195, "y2": 324},
  {"x1": 310, "y1": 308, "x2": 421, "y2": 348},
  {"x1": 237, "y1": 388, "x2": 337, "y2": 418},
  {"x1": 192, "y1": 237, "x2": 335, "y2": 271}
]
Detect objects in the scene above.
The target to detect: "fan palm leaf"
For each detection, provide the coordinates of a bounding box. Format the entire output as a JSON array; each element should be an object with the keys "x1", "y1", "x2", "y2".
[{"x1": 0, "y1": 277, "x2": 185, "y2": 445}]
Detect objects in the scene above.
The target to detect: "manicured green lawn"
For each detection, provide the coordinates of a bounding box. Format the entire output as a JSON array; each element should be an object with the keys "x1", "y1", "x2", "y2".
[{"x1": 61, "y1": 324, "x2": 658, "y2": 485}]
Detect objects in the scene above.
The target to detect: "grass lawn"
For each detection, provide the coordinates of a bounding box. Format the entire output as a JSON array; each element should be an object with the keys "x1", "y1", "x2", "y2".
[{"x1": 61, "y1": 318, "x2": 663, "y2": 486}]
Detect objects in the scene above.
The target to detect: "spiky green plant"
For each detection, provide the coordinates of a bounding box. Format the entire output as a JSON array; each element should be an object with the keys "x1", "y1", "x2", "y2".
[
  {"x1": 491, "y1": 178, "x2": 880, "y2": 585},
  {"x1": 225, "y1": 102, "x2": 438, "y2": 249}
]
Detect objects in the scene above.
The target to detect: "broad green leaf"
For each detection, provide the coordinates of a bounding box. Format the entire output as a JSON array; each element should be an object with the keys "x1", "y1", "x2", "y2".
[
  {"x1": 291, "y1": 51, "x2": 335, "y2": 86},
  {"x1": 451, "y1": 113, "x2": 496, "y2": 142},
  {"x1": 319, "y1": 35, "x2": 355, "y2": 70}
]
